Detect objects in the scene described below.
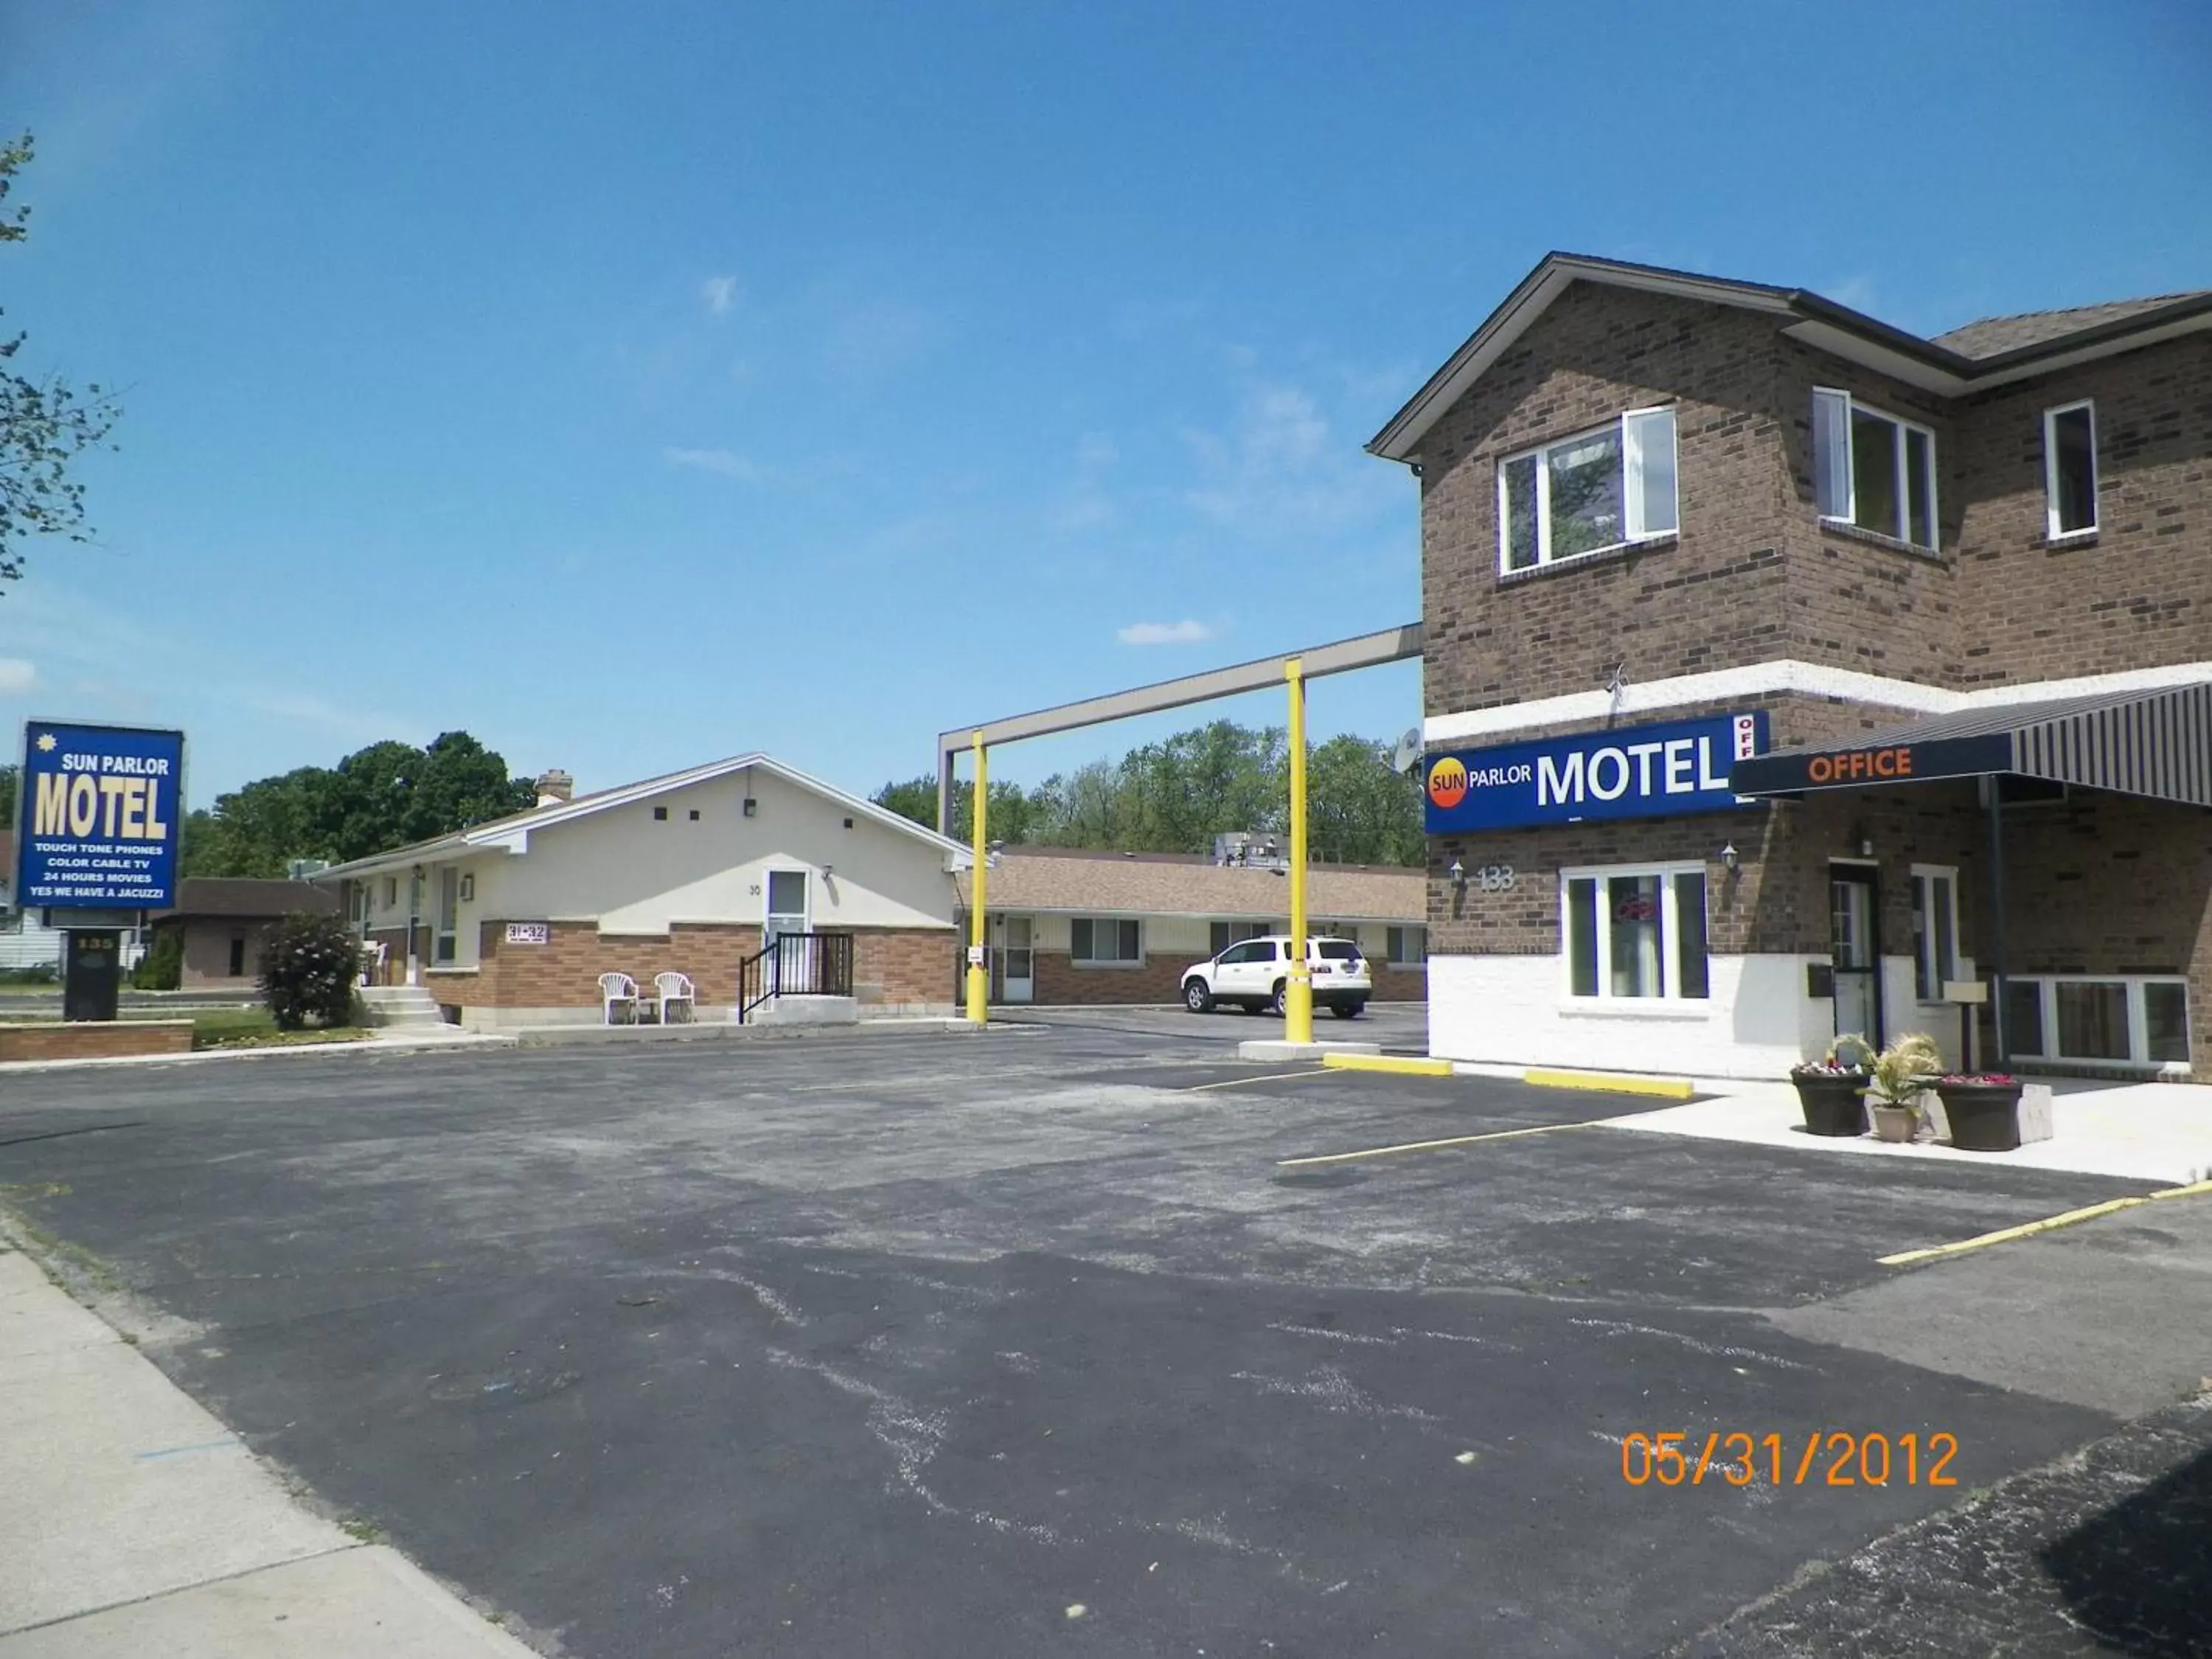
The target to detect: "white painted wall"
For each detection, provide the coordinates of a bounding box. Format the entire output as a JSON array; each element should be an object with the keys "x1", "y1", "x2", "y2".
[
  {"x1": 1430, "y1": 953, "x2": 1825, "y2": 1079},
  {"x1": 1430, "y1": 950, "x2": 1980, "y2": 1078}
]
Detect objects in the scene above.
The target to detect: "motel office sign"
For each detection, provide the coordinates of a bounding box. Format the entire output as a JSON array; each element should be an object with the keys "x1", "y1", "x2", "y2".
[
  {"x1": 14, "y1": 722, "x2": 186, "y2": 909},
  {"x1": 1424, "y1": 712, "x2": 1770, "y2": 832}
]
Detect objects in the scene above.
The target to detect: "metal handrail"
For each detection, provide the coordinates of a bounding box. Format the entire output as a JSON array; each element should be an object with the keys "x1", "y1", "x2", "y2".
[{"x1": 738, "y1": 931, "x2": 855, "y2": 1023}]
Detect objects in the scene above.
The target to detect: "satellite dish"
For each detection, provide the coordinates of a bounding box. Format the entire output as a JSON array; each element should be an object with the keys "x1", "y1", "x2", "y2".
[{"x1": 1391, "y1": 728, "x2": 1423, "y2": 776}]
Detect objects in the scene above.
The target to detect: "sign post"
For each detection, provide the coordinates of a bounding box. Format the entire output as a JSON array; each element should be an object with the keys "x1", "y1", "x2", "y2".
[{"x1": 15, "y1": 720, "x2": 187, "y2": 1021}]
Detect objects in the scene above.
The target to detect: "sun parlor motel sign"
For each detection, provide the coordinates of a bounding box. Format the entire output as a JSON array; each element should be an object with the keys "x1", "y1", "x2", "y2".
[
  {"x1": 14, "y1": 722, "x2": 186, "y2": 909},
  {"x1": 1424, "y1": 712, "x2": 1769, "y2": 832}
]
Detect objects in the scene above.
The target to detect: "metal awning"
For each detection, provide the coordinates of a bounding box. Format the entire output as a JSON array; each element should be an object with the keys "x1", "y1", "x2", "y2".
[{"x1": 1729, "y1": 681, "x2": 2212, "y2": 806}]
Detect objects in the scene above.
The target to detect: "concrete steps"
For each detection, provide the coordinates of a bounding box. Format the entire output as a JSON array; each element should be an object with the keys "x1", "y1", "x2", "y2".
[{"x1": 358, "y1": 985, "x2": 448, "y2": 1029}]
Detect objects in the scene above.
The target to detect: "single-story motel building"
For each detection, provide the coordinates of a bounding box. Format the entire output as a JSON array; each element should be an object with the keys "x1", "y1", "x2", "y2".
[
  {"x1": 312, "y1": 756, "x2": 1427, "y2": 1028},
  {"x1": 316, "y1": 757, "x2": 970, "y2": 1028},
  {"x1": 958, "y1": 846, "x2": 1425, "y2": 1006},
  {"x1": 148, "y1": 878, "x2": 339, "y2": 987}
]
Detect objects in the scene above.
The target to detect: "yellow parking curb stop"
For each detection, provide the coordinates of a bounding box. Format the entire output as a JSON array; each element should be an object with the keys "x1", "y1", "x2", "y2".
[
  {"x1": 1320, "y1": 1053, "x2": 1455, "y2": 1077},
  {"x1": 1523, "y1": 1068, "x2": 1694, "y2": 1100}
]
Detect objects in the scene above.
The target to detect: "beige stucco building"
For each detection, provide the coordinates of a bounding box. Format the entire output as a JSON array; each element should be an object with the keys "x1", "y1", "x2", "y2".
[{"x1": 318, "y1": 755, "x2": 967, "y2": 1027}]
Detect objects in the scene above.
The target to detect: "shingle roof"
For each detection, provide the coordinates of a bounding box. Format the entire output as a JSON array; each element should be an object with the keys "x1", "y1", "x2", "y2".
[
  {"x1": 956, "y1": 846, "x2": 1422, "y2": 922},
  {"x1": 150, "y1": 879, "x2": 339, "y2": 921},
  {"x1": 1931, "y1": 292, "x2": 2212, "y2": 359}
]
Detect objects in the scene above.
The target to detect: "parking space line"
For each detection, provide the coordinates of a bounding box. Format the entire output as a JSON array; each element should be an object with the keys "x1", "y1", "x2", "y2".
[
  {"x1": 1182, "y1": 1069, "x2": 1334, "y2": 1093},
  {"x1": 1276, "y1": 1118, "x2": 1610, "y2": 1167},
  {"x1": 1878, "y1": 1175, "x2": 2212, "y2": 1267}
]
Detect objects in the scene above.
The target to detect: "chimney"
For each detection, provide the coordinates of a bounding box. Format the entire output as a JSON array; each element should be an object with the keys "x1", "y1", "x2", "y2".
[{"x1": 535, "y1": 768, "x2": 574, "y2": 807}]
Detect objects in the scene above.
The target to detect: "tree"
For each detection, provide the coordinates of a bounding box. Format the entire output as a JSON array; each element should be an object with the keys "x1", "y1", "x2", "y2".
[
  {"x1": 872, "y1": 719, "x2": 1422, "y2": 865},
  {"x1": 1, "y1": 134, "x2": 121, "y2": 590},
  {"x1": 181, "y1": 733, "x2": 537, "y2": 878},
  {"x1": 0, "y1": 762, "x2": 15, "y2": 827}
]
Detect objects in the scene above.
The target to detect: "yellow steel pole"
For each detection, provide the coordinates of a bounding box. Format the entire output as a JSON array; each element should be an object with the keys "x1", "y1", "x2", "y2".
[
  {"x1": 1284, "y1": 657, "x2": 1314, "y2": 1044},
  {"x1": 965, "y1": 730, "x2": 990, "y2": 1024}
]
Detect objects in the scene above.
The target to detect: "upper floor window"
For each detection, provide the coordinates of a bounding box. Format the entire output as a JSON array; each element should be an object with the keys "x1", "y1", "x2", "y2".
[
  {"x1": 2043, "y1": 401, "x2": 2098, "y2": 538},
  {"x1": 1812, "y1": 388, "x2": 1937, "y2": 550},
  {"x1": 1498, "y1": 407, "x2": 1677, "y2": 574}
]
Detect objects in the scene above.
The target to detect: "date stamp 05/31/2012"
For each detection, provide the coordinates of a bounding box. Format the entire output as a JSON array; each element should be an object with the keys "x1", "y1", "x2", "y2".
[{"x1": 1619, "y1": 1430, "x2": 1960, "y2": 1489}]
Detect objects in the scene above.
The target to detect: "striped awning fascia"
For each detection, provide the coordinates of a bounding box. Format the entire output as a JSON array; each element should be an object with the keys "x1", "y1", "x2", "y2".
[{"x1": 1729, "y1": 681, "x2": 2212, "y2": 806}]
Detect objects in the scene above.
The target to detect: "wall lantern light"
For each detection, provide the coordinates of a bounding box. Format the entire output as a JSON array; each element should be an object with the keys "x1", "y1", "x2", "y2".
[
  {"x1": 1447, "y1": 858, "x2": 1467, "y2": 887},
  {"x1": 1719, "y1": 843, "x2": 1739, "y2": 872},
  {"x1": 742, "y1": 798, "x2": 757, "y2": 817}
]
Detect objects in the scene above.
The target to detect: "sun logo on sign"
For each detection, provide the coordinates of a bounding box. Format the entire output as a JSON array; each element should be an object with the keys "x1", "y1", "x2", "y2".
[
  {"x1": 1426, "y1": 755, "x2": 1469, "y2": 810},
  {"x1": 35, "y1": 731, "x2": 56, "y2": 751}
]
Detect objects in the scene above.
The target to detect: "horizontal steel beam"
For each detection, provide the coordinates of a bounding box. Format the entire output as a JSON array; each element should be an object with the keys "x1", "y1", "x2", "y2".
[{"x1": 935, "y1": 622, "x2": 1422, "y2": 832}]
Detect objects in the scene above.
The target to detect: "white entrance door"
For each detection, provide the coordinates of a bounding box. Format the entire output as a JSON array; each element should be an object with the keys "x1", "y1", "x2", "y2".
[
  {"x1": 765, "y1": 869, "x2": 810, "y2": 990},
  {"x1": 1001, "y1": 917, "x2": 1034, "y2": 1004}
]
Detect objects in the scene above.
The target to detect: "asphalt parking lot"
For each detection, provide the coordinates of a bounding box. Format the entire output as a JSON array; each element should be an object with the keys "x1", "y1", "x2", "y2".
[{"x1": 3, "y1": 1014, "x2": 2209, "y2": 1658}]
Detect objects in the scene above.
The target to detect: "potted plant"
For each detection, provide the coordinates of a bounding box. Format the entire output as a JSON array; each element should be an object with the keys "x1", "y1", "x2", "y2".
[
  {"x1": 1865, "y1": 1032, "x2": 1943, "y2": 1144},
  {"x1": 1790, "y1": 1034, "x2": 1875, "y2": 1136},
  {"x1": 1935, "y1": 1071, "x2": 2025, "y2": 1152}
]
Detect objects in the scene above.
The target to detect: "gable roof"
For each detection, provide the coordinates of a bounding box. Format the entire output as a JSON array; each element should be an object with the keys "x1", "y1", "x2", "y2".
[
  {"x1": 312, "y1": 753, "x2": 966, "y2": 882},
  {"x1": 1368, "y1": 252, "x2": 2212, "y2": 462},
  {"x1": 955, "y1": 845, "x2": 1422, "y2": 922},
  {"x1": 150, "y1": 879, "x2": 339, "y2": 922}
]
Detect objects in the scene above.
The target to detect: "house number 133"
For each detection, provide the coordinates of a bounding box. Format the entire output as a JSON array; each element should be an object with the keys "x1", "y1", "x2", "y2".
[{"x1": 1475, "y1": 864, "x2": 1514, "y2": 891}]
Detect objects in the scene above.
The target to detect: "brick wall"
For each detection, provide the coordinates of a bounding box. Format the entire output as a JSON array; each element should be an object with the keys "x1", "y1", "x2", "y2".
[
  {"x1": 849, "y1": 927, "x2": 961, "y2": 1009},
  {"x1": 411, "y1": 920, "x2": 956, "y2": 1015},
  {"x1": 0, "y1": 1021, "x2": 194, "y2": 1062},
  {"x1": 1416, "y1": 283, "x2": 2211, "y2": 719},
  {"x1": 1950, "y1": 335, "x2": 2212, "y2": 686}
]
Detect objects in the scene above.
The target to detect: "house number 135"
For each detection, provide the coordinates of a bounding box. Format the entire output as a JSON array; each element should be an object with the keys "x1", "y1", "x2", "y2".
[{"x1": 1475, "y1": 864, "x2": 1514, "y2": 891}]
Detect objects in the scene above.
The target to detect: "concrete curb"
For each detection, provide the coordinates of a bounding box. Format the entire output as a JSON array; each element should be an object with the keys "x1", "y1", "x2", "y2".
[{"x1": 0, "y1": 1032, "x2": 515, "y2": 1076}]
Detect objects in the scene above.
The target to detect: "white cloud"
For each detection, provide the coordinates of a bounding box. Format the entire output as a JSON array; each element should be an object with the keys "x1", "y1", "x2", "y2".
[
  {"x1": 0, "y1": 658, "x2": 37, "y2": 695},
  {"x1": 1179, "y1": 380, "x2": 1402, "y2": 541},
  {"x1": 701, "y1": 275, "x2": 737, "y2": 316},
  {"x1": 664, "y1": 446, "x2": 762, "y2": 481},
  {"x1": 1117, "y1": 619, "x2": 1214, "y2": 647}
]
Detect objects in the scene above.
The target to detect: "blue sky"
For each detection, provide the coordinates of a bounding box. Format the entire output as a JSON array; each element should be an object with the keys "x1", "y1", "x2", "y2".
[{"x1": 4, "y1": 0, "x2": 2208, "y2": 805}]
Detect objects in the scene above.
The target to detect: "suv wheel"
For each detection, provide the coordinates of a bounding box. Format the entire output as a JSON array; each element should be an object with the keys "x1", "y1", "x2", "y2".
[
  {"x1": 1265, "y1": 979, "x2": 1287, "y2": 1017},
  {"x1": 1183, "y1": 978, "x2": 1214, "y2": 1014}
]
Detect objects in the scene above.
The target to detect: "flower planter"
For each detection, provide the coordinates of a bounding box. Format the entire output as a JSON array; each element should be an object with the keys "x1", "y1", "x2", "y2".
[
  {"x1": 1869, "y1": 1104, "x2": 1919, "y2": 1144},
  {"x1": 1937, "y1": 1082, "x2": 2025, "y2": 1152},
  {"x1": 1791, "y1": 1073, "x2": 1869, "y2": 1137}
]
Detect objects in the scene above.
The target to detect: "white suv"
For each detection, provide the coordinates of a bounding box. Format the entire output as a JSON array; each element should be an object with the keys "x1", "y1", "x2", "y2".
[{"x1": 1180, "y1": 935, "x2": 1372, "y2": 1018}]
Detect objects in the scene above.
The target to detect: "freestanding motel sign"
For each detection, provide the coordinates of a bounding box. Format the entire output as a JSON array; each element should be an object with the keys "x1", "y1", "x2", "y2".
[{"x1": 13, "y1": 721, "x2": 187, "y2": 1021}]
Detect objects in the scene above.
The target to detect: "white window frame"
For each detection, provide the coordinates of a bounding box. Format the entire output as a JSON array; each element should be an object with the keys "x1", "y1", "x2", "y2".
[
  {"x1": 1070, "y1": 916, "x2": 1144, "y2": 967},
  {"x1": 1497, "y1": 406, "x2": 1678, "y2": 574},
  {"x1": 1558, "y1": 860, "x2": 1711, "y2": 1006},
  {"x1": 2003, "y1": 973, "x2": 2191, "y2": 1071},
  {"x1": 1909, "y1": 864, "x2": 1961, "y2": 1004},
  {"x1": 2042, "y1": 400, "x2": 2098, "y2": 540},
  {"x1": 1385, "y1": 924, "x2": 1427, "y2": 967},
  {"x1": 1813, "y1": 387, "x2": 1940, "y2": 551}
]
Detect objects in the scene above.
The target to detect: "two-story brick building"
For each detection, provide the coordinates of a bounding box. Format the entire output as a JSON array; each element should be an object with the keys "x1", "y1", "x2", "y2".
[{"x1": 1372, "y1": 254, "x2": 2212, "y2": 1080}]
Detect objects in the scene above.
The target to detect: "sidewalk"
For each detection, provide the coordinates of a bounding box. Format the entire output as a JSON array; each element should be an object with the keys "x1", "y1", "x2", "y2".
[
  {"x1": 1601, "y1": 1074, "x2": 2212, "y2": 1186},
  {"x1": 0, "y1": 1248, "x2": 539, "y2": 1657}
]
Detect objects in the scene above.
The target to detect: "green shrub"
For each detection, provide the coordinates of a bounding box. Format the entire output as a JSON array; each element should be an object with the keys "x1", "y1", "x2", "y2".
[
  {"x1": 131, "y1": 930, "x2": 183, "y2": 990},
  {"x1": 259, "y1": 911, "x2": 358, "y2": 1030}
]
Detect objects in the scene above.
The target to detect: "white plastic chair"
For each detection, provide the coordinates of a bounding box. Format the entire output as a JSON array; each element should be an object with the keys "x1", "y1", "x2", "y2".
[
  {"x1": 655, "y1": 971, "x2": 696, "y2": 1024},
  {"x1": 599, "y1": 971, "x2": 639, "y2": 1024}
]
